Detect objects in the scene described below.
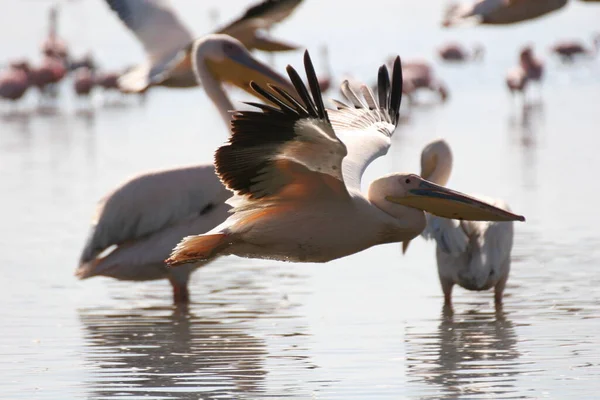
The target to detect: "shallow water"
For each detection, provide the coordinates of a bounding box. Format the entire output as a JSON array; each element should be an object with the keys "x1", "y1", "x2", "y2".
[{"x1": 2, "y1": 0, "x2": 600, "y2": 398}]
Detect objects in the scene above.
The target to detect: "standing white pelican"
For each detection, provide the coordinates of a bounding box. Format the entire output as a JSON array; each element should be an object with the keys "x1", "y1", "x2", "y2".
[
  {"x1": 403, "y1": 139, "x2": 516, "y2": 307},
  {"x1": 76, "y1": 35, "x2": 296, "y2": 304},
  {"x1": 167, "y1": 52, "x2": 525, "y2": 267},
  {"x1": 442, "y1": 0, "x2": 567, "y2": 27},
  {"x1": 104, "y1": 0, "x2": 302, "y2": 92}
]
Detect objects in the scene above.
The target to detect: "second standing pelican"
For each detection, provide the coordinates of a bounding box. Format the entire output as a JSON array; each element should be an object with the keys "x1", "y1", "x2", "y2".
[{"x1": 403, "y1": 139, "x2": 516, "y2": 308}]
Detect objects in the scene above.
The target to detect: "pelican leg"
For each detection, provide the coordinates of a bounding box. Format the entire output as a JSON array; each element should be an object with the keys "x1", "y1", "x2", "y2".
[
  {"x1": 440, "y1": 278, "x2": 454, "y2": 307},
  {"x1": 494, "y1": 266, "x2": 510, "y2": 305},
  {"x1": 168, "y1": 275, "x2": 190, "y2": 304}
]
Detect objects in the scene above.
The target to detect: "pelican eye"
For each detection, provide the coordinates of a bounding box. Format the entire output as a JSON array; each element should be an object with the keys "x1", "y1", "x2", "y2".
[{"x1": 405, "y1": 178, "x2": 411, "y2": 184}]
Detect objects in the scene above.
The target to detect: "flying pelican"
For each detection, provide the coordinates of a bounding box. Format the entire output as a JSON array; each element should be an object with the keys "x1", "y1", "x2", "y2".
[
  {"x1": 402, "y1": 139, "x2": 515, "y2": 307},
  {"x1": 167, "y1": 52, "x2": 525, "y2": 267},
  {"x1": 76, "y1": 35, "x2": 296, "y2": 304},
  {"x1": 437, "y1": 42, "x2": 484, "y2": 62},
  {"x1": 104, "y1": 0, "x2": 303, "y2": 92},
  {"x1": 442, "y1": 0, "x2": 567, "y2": 27}
]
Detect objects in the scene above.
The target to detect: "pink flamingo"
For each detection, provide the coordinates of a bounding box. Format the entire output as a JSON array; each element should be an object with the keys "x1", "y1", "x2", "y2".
[
  {"x1": 40, "y1": 6, "x2": 69, "y2": 62},
  {"x1": 550, "y1": 35, "x2": 600, "y2": 62},
  {"x1": 0, "y1": 61, "x2": 32, "y2": 108},
  {"x1": 437, "y1": 42, "x2": 484, "y2": 62},
  {"x1": 506, "y1": 66, "x2": 528, "y2": 101},
  {"x1": 30, "y1": 55, "x2": 67, "y2": 103},
  {"x1": 73, "y1": 67, "x2": 95, "y2": 106},
  {"x1": 401, "y1": 59, "x2": 449, "y2": 104},
  {"x1": 519, "y1": 46, "x2": 543, "y2": 100}
]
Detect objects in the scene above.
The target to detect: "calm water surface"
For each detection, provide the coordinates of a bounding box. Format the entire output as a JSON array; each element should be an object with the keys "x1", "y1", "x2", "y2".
[{"x1": 1, "y1": 1, "x2": 600, "y2": 398}]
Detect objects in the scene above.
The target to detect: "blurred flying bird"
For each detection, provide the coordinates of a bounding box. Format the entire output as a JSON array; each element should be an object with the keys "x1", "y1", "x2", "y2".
[
  {"x1": 167, "y1": 52, "x2": 524, "y2": 267},
  {"x1": 402, "y1": 139, "x2": 515, "y2": 307},
  {"x1": 76, "y1": 35, "x2": 296, "y2": 304},
  {"x1": 103, "y1": 0, "x2": 303, "y2": 92},
  {"x1": 442, "y1": 0, "x2": 567, "y2": 27}
]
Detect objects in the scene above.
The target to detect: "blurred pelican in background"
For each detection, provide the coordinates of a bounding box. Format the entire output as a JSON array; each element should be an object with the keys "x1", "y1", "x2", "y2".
[
  {"x1": 168, "y1": 53, "x2": 524, "y2": 268},
  {"x1": 76, "y1": 35, "x2": 296, "y2": 304},
  {"x1": 403, "y1": 139, "x2": 516, "y2": 308},
  {"x1": 103, "y1": 0, "x2": 303, "y2": 93},
  {"x1": 442, "y1": 0, "x2": 568, "y2": 27}
]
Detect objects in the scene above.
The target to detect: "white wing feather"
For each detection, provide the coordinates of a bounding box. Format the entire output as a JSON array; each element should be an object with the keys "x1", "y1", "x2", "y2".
[
  {"x1": 105, "y1": 0, "x2": 193, "y2": 63},
  {"x1": 328, "y1": 83, "x2": 397, "y2": 190}
]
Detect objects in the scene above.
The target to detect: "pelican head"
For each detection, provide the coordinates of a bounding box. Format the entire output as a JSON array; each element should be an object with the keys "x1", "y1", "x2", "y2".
[
  {"x1": 374, "y1": 173, "x2": 524, "y2": 223},
  {"x1": 192, "y1": 34, "x2": 292, "y2": 97}
]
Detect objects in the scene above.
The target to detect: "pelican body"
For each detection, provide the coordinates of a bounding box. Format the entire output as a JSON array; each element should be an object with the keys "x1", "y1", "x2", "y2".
[
  {"x1": 76, "y1": 35, "x2": 295, "y2": 304},
  {"x1": 405, "y1": 139, "x2": 515, "y2": 307},
  {"x1": 168, "y1": 52, "x2": 524, "y2": 267}
]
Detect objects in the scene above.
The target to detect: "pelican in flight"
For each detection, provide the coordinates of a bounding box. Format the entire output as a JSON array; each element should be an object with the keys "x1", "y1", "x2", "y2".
[
  {"x1": 167, "y1": 52, "x2": 525, "y2": 267},
  {"x1": 442, "y1": 0, "x2": 567, "y2": 27},
  {"x1": 104, "y1": 0, "x2": 303, "y2": 92},
  {"x1": 403, "y1": 139, "x2": 516, "y2": 307},
  {"x1": 76, "y1": 35, "x2": 295, "y2": 304}
]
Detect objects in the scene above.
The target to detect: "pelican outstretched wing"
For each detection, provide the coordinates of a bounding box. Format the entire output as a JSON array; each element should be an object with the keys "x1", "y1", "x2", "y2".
[
  {"x1": 215, "y1": 51, "x2": 348, "y2": 203},
  {"x1": 217, "y1": 0, "x2": 303, "y2": 51},
  {"x1": 104, "y1": 0, "x2": 194, "y2": 91},
  {"x1": 105, "y1": 0, "x2": 193, "y2": 63},
  {"x1": 328, "y1": 57, "x2": 403, "y2": 191}
]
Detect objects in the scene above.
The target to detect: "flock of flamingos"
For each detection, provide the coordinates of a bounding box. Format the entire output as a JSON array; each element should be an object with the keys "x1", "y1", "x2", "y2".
[{"x1": 2, "y1": 0, "x2": 599, "y2": 310}]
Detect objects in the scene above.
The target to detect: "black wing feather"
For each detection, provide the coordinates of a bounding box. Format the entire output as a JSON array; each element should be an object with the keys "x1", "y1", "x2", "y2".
[
  {"x1": 377, "y1": 65, "x2": 391, "y2": 113},
  {"x1": 215, "y1": 49, "x2": 330, "y2": 199},
  {"x1": 388, "y1": 56, "x2": 403, "y2": 125}
]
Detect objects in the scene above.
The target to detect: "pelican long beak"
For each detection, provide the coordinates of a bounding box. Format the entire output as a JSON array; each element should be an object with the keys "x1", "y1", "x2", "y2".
[
  {"x1": 402, "y1": 240, "x2": 411, "y2": 254},
  {"x1": 386, "y1": 180, "x2": 525, "y2": 222},
  {"x1": 206, "y1": 51, "x2": 295, "y2": 98}
]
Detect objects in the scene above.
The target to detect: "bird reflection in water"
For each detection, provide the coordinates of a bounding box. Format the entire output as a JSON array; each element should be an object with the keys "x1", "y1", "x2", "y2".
[
  {"x1": 79, "y1": 306, "x2": 269, "y2": 399},
  {"x1": 508, "y1": 103, "x2": 544, "y2": 190},
  {"x1": 405, "y1": 306, "x2": 521, "y2": 399}
]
